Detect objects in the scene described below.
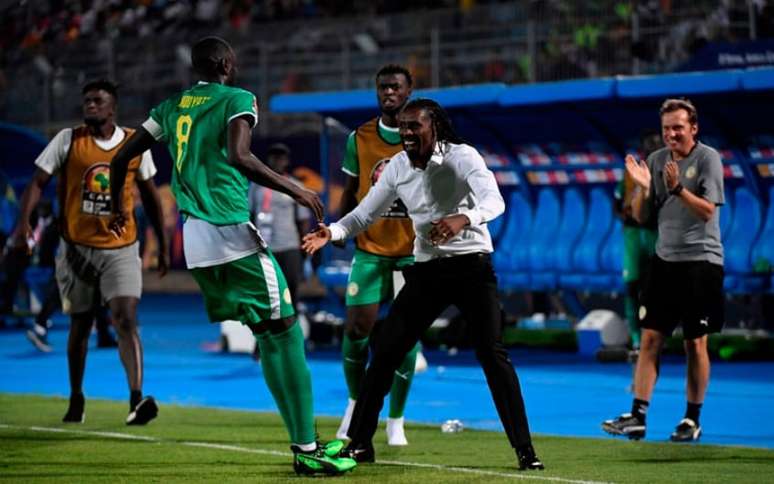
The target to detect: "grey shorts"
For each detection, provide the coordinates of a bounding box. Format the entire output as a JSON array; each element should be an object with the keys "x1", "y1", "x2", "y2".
[{"x1": 55, "y1": 239, "x2": 142, "y2": 314}]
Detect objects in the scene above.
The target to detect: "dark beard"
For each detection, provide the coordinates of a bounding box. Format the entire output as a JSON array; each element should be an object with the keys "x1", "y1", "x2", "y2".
[{"x1": 84, "y1": 116, "x2": 106, "y2": 128}]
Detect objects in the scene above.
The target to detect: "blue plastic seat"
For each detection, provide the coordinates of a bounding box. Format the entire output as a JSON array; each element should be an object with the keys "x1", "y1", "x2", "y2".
[
  {"x1": 487, "y1": 207, "x2": 506, "y2": 246},
  {"x1": 724, "y1": 187, "x2": 766, "y2": 293},
  {"x1": 587, "y1": 218, "x2": 625, "y2": 292},
  {"x1": 560, "y1": 187, "x2": 613, "y2": 290},
  {"x1": 521, "y1": 189, "x2": 561, "y2": 290},
  {"x1": 719, "y1": 187, "x2": 734, "y2": 242},
  {"x1": 750, "y1": 185, "x2": 774, "y2": 292},
  {"x1": 495, "y1": 191, "x2": 533, "y2": 290},
  {"x1": 531, "y1": 188, "x2": 586, "y2": 290}
]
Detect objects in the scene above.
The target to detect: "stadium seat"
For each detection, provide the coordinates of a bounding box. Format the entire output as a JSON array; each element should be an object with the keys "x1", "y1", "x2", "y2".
[
  {"x1": 719, "y1": 186, "x2": 734, "y2": 242},
  {"x1": 487, "y1": 203, "x2": 506, "y2": 246},
  {"x1": 587, "y1": 218, "x2": 625, "y2": 292},
  {"x1": 531, "y1": 188, "x2": 586, "y2": 290},
  {"x1": 750, "y1": 185, "x2": 774, "y2": 292},
  {"x1": 724, "y1": 186, "x2": 766, "y2": 293},
  {"x1": 316, "y1": 260, "x2": 351, "y2": 289},
  {"x1": 560, "y1": 187, "x2": 613, "y2": 290},
  {"x1": 524, "y1": 188, "x2": 561, "y2": 289},
  {"x1": 495, "y1": 190, "x2": 533, "y2": 289}
]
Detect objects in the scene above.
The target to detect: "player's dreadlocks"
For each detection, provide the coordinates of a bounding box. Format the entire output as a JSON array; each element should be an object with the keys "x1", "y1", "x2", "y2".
[{"x1": 404, "y1": 98, "x2": 465, "y2": 153}]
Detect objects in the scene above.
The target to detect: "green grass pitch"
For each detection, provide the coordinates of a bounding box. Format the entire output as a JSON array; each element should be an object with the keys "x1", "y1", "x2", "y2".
[{"x1": 1, "y1": 393, "x2": 771, "y2": 483}]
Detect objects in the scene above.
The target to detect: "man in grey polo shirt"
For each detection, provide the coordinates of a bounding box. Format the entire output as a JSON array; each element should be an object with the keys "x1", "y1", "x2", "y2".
[
  {"x1": 248, "y1": 143, "x2": 311, "y2": 311},
  {"x1": 603, "y1": 98, "x2": 725, "y2": 443}
]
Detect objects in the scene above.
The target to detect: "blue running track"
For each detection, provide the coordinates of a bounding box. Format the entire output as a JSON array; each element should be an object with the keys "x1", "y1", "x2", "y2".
[{"x1": 1, "y1": 294, "x2": 772, "y2": 448}]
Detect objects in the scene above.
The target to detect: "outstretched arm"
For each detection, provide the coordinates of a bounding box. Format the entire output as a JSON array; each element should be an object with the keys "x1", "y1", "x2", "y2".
[
  {"x1": 227, "y1": 116, "x2": 323, "y2": 221},
  {"x1": 110, "y1": 127, "x2": 156, "y2": 217}
]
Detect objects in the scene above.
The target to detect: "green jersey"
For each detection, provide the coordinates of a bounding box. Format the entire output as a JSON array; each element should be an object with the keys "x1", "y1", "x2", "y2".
[
  {"x1": 146, "y1": 82, "x2": 258, "y2": 225},
  {"x1": 341, "y1": 119, "x2": 401, "y2": 177}
]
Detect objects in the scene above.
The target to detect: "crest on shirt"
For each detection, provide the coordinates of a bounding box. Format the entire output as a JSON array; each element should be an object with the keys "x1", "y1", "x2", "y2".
[
  {"x1": 81, "y1": 163, "x2": 112, "y2": 216},
  {"x1": 685, "y1": 165, "x2": 697, "y2": 179},
  {"x1": 369, "y1": 157, "x2": 408, "y2": 219}
]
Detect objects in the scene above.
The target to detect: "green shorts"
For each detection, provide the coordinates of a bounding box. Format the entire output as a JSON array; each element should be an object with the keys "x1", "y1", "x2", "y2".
[
  {"x1": 191, "y1": 249, "x2": 295, "y2": 326},
  {"x1": 622, "y1": 226, "x2": 657, "y2": 283},
  {"x1": 346, "y1": 248, "x2": 414, "y2": 306}
]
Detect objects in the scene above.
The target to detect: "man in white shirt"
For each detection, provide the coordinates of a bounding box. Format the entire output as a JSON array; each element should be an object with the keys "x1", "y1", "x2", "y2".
[{"x1": 302, "y1": 98, "x2": 544, "y2": 471}]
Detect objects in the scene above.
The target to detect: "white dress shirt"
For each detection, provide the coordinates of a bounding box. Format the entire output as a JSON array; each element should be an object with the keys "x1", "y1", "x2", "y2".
[{"x1": 330, "y1": 142, "x2": 505, "y2": 262}]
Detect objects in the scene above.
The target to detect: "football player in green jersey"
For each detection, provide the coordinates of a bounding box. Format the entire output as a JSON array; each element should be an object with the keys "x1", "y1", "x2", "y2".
[{"x1": 108, "y1": 36, "x2": 356, "y2": 476}]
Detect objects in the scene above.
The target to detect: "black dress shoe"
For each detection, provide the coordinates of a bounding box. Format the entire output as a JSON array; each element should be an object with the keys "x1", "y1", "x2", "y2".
[
  {"x1": 339, "y1": 441, "x2": 375, "y2": 463},
  {"x1": 516, "y1": 444, "x2": 545, "y2": 470}
]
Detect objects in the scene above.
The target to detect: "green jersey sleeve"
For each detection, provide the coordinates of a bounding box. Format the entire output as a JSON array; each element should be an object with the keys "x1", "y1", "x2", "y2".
[
  {"x1": 341, "y1": 131, "x2": 358, "y2": 177},
  {"x1": 226, "y1": 90, "x2": 258, "y2": 128}
]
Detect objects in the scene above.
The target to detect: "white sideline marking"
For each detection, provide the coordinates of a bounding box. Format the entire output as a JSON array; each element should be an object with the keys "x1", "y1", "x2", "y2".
[{"x1": 1, "y1": 424, "x2": 612, "y2": 484}]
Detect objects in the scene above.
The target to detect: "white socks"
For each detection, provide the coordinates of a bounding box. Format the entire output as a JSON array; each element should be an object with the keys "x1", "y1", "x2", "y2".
[
  {"x1": 386, "y1": 416, "x2": 408, "y2": 446},
  {"x1": 336, "y1": 398, "x2": 356, "y2": 440},
  {"x1": 337, "y1": 398, "x2": 409, "y2": 446}
]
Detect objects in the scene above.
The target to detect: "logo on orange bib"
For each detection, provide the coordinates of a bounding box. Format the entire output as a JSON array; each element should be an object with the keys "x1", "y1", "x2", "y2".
[
  {"x1": 369, "y1": 158, "x2": 409, "y2": 219},
  {"x1": 81, "y1": 163, "x2": 112, "y2": 216}
]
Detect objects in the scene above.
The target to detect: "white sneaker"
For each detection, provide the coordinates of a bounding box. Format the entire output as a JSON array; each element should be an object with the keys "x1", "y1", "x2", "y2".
[
  {"x1": 414, "y1": 351, "x2": 428, "y2": 373},
  {"x1": 386, "y1": 416, "x2": 408, "y2": 446},
  {"x1": 336, "y1": 398, "x2": 356, "y2": 440}
]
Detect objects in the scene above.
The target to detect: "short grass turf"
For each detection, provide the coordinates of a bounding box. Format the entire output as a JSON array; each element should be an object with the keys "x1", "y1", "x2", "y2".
[{"x1": 1, "y1": 393, "x2": 772, "y2": 483}]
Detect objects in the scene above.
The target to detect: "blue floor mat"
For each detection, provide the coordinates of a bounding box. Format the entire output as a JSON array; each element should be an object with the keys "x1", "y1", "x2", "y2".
[{"x1": 1, "y1": 294, "x2": 772, "y2": 448}]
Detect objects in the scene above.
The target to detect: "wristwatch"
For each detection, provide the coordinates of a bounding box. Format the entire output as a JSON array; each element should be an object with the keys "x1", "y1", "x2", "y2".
[{"x1": 670, "y1": 183, "x2": 684, "y2": 196}]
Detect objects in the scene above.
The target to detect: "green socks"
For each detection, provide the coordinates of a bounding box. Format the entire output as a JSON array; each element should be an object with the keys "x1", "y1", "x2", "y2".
[
  {"x1": 342, "y1": 334, "x2": 419, "y2": 419},
  {"x1": 256, "y1": 322, "x2": 316, "y2": 445},
  {"x1": 342, "y1": 334, "x2": 370, "y2": 400},
  {"x1": 389, "y1": 342, "x2": 420, "y2": 419}
]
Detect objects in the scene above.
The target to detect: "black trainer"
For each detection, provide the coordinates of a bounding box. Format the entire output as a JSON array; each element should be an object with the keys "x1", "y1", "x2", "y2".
[
  {"x1": 338, "y1": 441, "x2": 375, "y2": 463},
  {"x1": 670, "y1": 418, "x2": 702, "y2": 442},
  {"x1": 126, "y1": 396, "x2": 158, "y2": 425},
  {"x1": 26, "y1": 326, "x2": 52, "y2": 353},
  {"x1": 62, "y1": 393, "x2": 85, "y2": 423},
  {"x1": 602, "y1": 412, "x2": 646, "y2": 440},
  {"x1": 516, "y1": 444, "x2": 545, "y2": 470}
]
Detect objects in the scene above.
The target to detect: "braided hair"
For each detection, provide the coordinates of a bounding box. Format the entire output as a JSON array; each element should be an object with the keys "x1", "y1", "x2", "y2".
[{"x1": 403, "y1": 98, "x2": 465, "y2": 153}]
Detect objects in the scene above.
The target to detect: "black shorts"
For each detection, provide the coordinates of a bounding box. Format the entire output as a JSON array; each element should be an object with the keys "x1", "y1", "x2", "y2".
[{"x1": 638, "y1": 256, "x2": 724, "y2": 339}]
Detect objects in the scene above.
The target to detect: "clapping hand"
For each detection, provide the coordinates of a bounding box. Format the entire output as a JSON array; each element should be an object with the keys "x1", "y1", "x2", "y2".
[
  {"x1": 625, "y1": 154, "x2": 651, "y2": 191},
  {"x1": 664, "y1": 160, "x2": 680, "y2": 191}
]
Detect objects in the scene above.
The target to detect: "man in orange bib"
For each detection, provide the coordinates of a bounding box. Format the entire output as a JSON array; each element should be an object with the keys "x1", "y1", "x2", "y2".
[{"x1": 8, "y1": 80, "x2": 167, "y2": 425}]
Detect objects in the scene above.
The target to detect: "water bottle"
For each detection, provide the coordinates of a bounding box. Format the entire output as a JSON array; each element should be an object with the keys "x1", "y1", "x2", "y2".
[{"x1": 441, "y1": 419, "x2": 464, "y2": 433}]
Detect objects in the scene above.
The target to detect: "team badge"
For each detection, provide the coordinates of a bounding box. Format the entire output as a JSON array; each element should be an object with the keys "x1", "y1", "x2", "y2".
[
  {"x1": 369, "y1": 158, "x2": 408, "y2": 219},
  {"x1": 81, "y1": 163, "x2": 112, "y2": 216},
  {"x1": 347, "y1": 282, "x2": 359, "y2": 297},
  {"x1": 638, "y1": 305, "x2": 647, "y2": 321},
  {"x1": 685, "y1": 166, "x2": 697, "y2": 179}
]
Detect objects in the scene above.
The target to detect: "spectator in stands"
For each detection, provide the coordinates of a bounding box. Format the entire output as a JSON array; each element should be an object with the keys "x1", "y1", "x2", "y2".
[
  {"x1": 8, "y1": 79, "x2": 167, "y2": 425},
  {"x1": 603, "y1": 98, "x2": 725, "y2": 443},
  {"x1": 302, "y1": 97, "x2": 544, "y2": 471},
  {"x1": 614, "y1": 130, "x2": 661, "y2": 351},
  {"x1": 248, "y1": 143, "x2": 311, "y2": 313}
]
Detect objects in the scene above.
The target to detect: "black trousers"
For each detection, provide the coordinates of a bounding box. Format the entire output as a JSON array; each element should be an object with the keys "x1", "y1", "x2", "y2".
[
  {"x1": 347, "y1": 252, "x2": 533, "y2": 448},
  {"x1": 273, "y1": 249, "x2": 303, "y2": 311}
]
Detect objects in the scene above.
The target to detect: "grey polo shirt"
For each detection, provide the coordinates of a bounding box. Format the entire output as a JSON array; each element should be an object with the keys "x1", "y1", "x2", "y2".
[
  {"x1": 642, "y1": 142, "x2": 724, "y2": 265},
  {"x1": 248, "y1": 178, "x2": 311, "y2": 253}
]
